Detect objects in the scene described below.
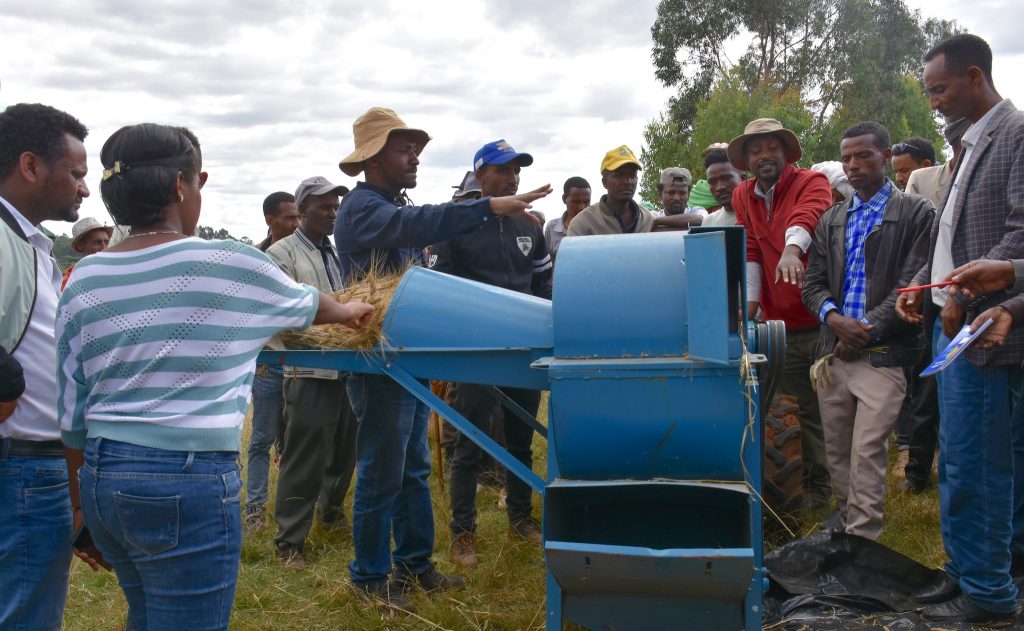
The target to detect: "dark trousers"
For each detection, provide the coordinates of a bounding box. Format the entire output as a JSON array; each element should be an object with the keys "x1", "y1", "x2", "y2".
[
  {"x1": 779, "y1": 328, "x2": 831, "y2": 499},
  {"x1": 449, "y1": 383, "x2": 540, "y2": 534},
  {"x1": 274, "y1": 376, "x2": 357, "y2": 548},
  {"x1": 903, "y1": 351, "x2": 940, "y2": 486}
]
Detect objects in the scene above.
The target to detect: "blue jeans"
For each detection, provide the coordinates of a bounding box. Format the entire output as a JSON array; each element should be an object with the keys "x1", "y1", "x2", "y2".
[
  {"x1": 933, "y1": 321, "x2": 1024, "y2": 613},
  {"x1": 347, "y1": 375, "x2": 435, "y2": 587},
  {"x1": 245, "y1": 362, "x2": 283, "y2": 508},
  {"x1": 79, "y1": 438, "x2": 242, "y2": 631},
  {"x1": 0, "y1": 447, "x2": 72, "y2": 631}
]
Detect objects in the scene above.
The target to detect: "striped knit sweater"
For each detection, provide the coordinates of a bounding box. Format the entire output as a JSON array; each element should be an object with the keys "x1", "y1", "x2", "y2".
[{"x1": 56, "y1": 237, "x2": 318, "y2": 452}]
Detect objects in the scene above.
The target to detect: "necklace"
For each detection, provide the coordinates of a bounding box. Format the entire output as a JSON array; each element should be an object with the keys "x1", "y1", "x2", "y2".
[{"x1": 127, "y1": 230, "x2": 181, "y2": 239}]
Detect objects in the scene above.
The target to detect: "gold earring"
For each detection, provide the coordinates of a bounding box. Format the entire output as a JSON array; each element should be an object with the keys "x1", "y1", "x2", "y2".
[{"x1": 179, "y1": 193, "x2": 185, "y2": 203}]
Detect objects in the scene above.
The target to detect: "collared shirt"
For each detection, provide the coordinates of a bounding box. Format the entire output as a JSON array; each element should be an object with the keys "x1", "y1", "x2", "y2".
[
  {"x1": 818, "y1": 181, "x2": 893, "y2": 323},
  {"x1": 0, "y1": 195, "x2": 62, "y2": 441},
  {"x1": 615, "y1": 205, "x2": 640, "y2": 233},
  {"x1": 754, "y1": 180, "x2": 776, "y2": 215},
  {"x1": 544, "y1": 214, "x2": 568, "y2": 259},
  {"x1": 931, "y1": 99, "x2": 1008, "y2": 307},
  {"x1": 295, "y1": 226, "x2": 343, "y2": 291}
]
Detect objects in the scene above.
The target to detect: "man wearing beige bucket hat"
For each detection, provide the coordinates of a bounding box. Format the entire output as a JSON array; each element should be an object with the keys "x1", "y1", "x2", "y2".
[
  {"x1": 61, "y1": 216, "x2": 112, "y2": 289},
  {"x1": 729, "y1": 117, "x2": 834, "y2": 507},
  {"x1": 334, "y1": 107, "x2": 551, "y2": 610}
]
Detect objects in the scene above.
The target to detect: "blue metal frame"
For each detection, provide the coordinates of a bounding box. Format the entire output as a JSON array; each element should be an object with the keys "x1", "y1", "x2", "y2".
[
  {"x1": 378, "y1": 360, "x2": 547, "y2": 494},
  {"x1": 258, "y1": 349, "x2": 548, "y2": 495},
  {"x1": 487, "y1": 385, "x2": 548, "y2": 438}
]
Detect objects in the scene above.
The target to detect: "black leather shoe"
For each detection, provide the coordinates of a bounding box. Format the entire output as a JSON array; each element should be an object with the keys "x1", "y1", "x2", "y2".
[
  {"x1": 1012, "y1": 555, "x2": 1024, "y2": 579},
  {"x1": 920, "y1": 593, "x2": 1015, "y2": 624},
  {"x1": 910, "y1": 573, "x2": 960, "y2": 604},
  {"x1": 899, "y1": 477, "x2": 932, "y2": 494}
]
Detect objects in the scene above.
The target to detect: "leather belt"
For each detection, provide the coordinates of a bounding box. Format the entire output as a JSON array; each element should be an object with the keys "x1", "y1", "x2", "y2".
[{"x1": 1, "y1": 438, "x2": 65, "y2": 458}]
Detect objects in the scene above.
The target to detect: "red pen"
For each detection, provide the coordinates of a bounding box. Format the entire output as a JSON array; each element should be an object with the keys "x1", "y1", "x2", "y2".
[{"x1": 897, "y1": 280, "x2": 955, "y2": 294}]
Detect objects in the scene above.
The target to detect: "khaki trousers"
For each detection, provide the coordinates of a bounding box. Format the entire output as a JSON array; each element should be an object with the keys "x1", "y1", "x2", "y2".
[{"x1": 817, "y1": 355, "x2": 906, "y2": 540}]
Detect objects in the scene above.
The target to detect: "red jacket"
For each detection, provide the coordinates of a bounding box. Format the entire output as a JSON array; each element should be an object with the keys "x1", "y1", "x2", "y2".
[{"x1": 733, "y1": 164, "x2": 831, "y2": 331}]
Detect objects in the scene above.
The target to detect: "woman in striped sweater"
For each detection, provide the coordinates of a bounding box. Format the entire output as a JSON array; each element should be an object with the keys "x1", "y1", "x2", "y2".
[{"x1": 56, "y1": 123, "x2": 372, "y2": 630}]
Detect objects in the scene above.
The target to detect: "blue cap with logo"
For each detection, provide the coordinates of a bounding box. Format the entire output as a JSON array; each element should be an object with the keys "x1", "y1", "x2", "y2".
[{"x1": 473, "y1": 139, "x2": 534, "y2": 171}]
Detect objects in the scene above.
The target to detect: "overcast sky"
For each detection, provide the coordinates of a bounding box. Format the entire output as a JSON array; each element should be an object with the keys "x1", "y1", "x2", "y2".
[{"x1": 1, "y1": 0, "x2": 1020, "y2": 241}]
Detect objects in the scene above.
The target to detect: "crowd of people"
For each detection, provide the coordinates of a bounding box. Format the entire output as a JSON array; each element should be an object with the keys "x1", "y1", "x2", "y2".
[{"x1": 0, "y1": 31, "x2": 1022, "y2": 629}]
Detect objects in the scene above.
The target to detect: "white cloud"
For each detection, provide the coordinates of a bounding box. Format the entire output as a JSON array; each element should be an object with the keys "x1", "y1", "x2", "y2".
[{"x1": 1, "y1": 0, "x2": 1018, "y2": 238}]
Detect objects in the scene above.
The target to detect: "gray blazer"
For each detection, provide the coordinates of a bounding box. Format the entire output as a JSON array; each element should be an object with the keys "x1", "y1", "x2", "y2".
[{"x1": 914, "y1": 99, "x2": 1024, "y2": 365}]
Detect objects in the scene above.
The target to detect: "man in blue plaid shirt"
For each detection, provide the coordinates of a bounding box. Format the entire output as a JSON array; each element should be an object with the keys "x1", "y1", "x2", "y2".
[{"x1": 802, "y1": 121, "x2": 935, "y2": 540}]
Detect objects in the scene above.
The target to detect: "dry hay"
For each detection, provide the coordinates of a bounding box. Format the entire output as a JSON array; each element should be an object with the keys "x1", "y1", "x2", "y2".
[{"x1": 281, "y1": 267, "x2": 405, "y2": 351}]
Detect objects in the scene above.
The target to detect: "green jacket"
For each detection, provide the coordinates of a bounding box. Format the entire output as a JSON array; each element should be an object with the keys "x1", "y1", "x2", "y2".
[
  {"x1": 565, "y1": 197, "x2": 654, "y2": 237},
  {"x1": 0, "y1": 203, "x2": 37, "y2": 401}
]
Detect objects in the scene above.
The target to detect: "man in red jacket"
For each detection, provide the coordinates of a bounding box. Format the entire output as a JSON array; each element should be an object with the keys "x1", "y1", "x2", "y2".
[{"x1": 729, "y1": 118, "x2": 834, "y2": 507}]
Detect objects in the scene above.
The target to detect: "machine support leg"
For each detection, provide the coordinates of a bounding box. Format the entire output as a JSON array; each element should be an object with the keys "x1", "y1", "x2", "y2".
[
  {"x1": 546, "y1": 569, "x2": 563, "y2": 630},
  {"x1": 378, "y1": 360, "x2": 547, "y2": 494},
  {"x1": 488, "y1": 385, "x2": 548, "y2": 438}
]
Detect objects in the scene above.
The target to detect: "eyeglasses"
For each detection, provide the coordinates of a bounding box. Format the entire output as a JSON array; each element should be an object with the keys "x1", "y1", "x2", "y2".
[{"x1": 891, "y1": 142, "x2": 923, "y2": 154}]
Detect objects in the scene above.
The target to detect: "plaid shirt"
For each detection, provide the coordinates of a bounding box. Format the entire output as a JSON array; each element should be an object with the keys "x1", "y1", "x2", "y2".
[{"x1": 818, "y1": 180, "x2": 892, "y2": 323}]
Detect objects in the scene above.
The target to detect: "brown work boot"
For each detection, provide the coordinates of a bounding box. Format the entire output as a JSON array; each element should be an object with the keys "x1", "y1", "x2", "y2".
[
  {"x1": 449, "y1": 532, "x2": 479, "y2": 567},
  {"x1": 509, "y1": 518, "x2": 543, "y2": 545}
]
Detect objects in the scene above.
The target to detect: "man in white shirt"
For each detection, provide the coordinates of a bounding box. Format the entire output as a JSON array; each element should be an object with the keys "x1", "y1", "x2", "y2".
[
  {"x1": 0, "y1": 103, "x2": 96, "y2": 630},
  {"x1": 701, "y1": 148, "x2": 745, "y2": 227},
  {"x1": 897, "y1": 33, "x2": 1024, "y2": 625}
]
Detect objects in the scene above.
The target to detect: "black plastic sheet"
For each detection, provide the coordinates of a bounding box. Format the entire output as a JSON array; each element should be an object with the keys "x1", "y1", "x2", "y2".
[{"x1": 763, "y1": 531, "x2": 1024, "y2": 629}]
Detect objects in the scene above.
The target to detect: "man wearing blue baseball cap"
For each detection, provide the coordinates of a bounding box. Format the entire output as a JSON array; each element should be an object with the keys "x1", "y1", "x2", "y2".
[{"x1": 428, "y1": 139, "x2": 552, "y2": 567}]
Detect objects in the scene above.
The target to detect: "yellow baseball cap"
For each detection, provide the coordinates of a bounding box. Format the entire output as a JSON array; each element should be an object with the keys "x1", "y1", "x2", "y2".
[{"x1": 600, "y1": 145, "x2": 641, "y2": 173}]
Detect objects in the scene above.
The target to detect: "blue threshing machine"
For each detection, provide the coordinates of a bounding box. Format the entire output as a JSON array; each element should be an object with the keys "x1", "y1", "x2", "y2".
[{"x1": 261, "y1": 227, "x2": 785, "y2": 630}]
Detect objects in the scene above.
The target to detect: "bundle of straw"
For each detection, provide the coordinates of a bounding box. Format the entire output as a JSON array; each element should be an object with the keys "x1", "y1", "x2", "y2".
[
  {"x1": 281, "y1": 267, "x2": 405, "y2": 351},
  {"x1": 809, "y1": 346, "x2": 887, "y2": 391}
]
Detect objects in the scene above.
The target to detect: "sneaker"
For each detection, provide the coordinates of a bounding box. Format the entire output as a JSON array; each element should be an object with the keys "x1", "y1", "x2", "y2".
[
  {"x1": 243, "y1": 505, "x2": 265, "y2": 534},
  {"x1": 393, "y1": 565, "x2": 466, "y2": 593},
  {"x1": 509, "y1": 518, "x2": 543, "y2": 545},
  {"x1": 354, "y1": 581, "x2": 416, "y2": 613},
  {"x1": 450, "y1": 532, "x2": 479, "y2": 567},
  {"x1": 276, "y1": 543, "x2": 306, "y2": 569}
]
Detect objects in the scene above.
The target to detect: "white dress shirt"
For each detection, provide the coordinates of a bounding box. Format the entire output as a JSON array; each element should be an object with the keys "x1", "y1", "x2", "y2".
[{"x1": 0, "y1": 196, "x2": 63, "y2": 441}]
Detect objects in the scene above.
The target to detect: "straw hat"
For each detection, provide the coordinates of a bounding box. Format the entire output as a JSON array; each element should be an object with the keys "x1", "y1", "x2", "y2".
[
  {"x1": 727, "y1": 118, "x2": 802, "y2": 171},
  {"x1": 70, "y1": 216, "x2": 113, "y2": 249},
  {"x1": 338, "y1": 107, "x2": 431, "y2": 177}
]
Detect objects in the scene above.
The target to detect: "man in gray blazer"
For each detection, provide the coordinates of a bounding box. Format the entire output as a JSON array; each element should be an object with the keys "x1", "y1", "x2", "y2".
[{"x1": 896, "y1": 33, "x2": 1024, "y2": 624}]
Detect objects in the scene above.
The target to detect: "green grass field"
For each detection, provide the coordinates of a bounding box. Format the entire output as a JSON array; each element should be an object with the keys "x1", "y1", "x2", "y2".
[{"x1": 62, "y1": 400, "x2": 945, "y2": 630}]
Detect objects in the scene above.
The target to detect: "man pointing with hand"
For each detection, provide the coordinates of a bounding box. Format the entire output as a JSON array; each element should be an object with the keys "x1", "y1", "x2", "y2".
[
  {"x1": 334, "y1": 107, "x2": 550, "y2": 611},
  {"x1": 730, "y1": 117, "x2": 833, "y2": 507}
]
